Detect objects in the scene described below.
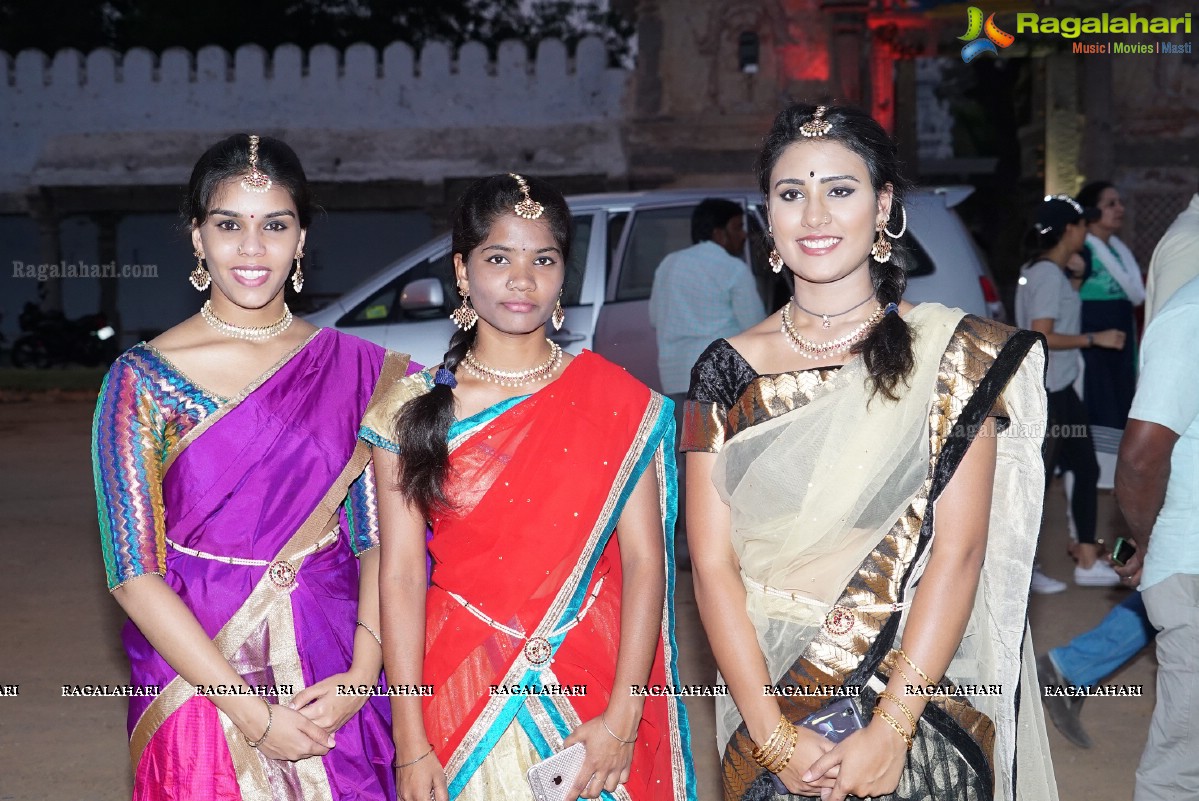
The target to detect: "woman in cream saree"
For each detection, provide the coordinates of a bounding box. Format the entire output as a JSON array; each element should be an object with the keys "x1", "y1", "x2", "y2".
[{"x1": 686, "y1": 104, "x2": 1058, "y2": 801}]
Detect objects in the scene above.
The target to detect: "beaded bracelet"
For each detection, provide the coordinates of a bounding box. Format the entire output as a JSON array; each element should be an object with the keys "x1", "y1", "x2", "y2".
[
  {"x1": 873, "y1": 706, "x2": 913, "y2": 751},
  {"x1": 244, "y1": 697, "x2": 273, "y2": 748}
]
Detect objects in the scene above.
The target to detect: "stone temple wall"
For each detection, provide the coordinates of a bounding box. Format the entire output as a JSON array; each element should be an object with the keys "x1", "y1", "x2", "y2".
[{"x1": 0, "y1": 37, "x2": 630, "y2": 196}]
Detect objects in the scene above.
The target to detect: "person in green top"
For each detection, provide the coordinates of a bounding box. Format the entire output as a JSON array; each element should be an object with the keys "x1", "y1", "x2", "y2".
[{"x1": 1077, "y1": 181, "x2": 1144, "y2": 491}]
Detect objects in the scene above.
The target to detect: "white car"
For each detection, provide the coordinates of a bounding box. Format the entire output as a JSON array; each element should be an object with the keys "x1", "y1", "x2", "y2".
[{"x1": 307, "y1": 187, "x2": 1004, "y2": 390}]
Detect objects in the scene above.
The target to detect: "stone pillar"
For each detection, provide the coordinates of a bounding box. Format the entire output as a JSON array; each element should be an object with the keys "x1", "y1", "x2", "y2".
[
  {"x1": 28, "y1": 190, "x2": 63, "y2": 313},
  {"x1": 867, "y1": 14, "x2": 934, "y2": 135},
  {"x1": 1078, "y1": 54, "x2": 1114, "y2": 185},
  {"x1": 633, "y1": 0, "x2": 665, "y2": 117},
  {"x1": 94, "y1": 212, "x2": 122, "y2": 336},
  {"x1": 821, "y1": 0, "x2": 870, "y2": 105},
  {"x1": 894, "y1": 58, "x2": 918, "y2": 169},
  {"x1": 1044, "y1": 52, "x2": 1084, "y2": 196}
]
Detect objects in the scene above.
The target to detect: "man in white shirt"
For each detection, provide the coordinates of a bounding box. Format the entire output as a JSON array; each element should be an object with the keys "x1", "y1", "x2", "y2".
[
  {"x1": 649, "y1": 199, "x2": 763, "y2": 396},
  {"x1": 1114, "y1": 276, "x2": 1199, "y2": 800},
  {"x1": 1144, "y1": 188, "x2": 1199, "y2": 325}
]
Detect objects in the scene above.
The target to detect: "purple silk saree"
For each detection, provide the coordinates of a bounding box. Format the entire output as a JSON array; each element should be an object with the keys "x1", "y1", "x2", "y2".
[{"x1": 122, "y1": 330, "x2": 409, "y2": 801}]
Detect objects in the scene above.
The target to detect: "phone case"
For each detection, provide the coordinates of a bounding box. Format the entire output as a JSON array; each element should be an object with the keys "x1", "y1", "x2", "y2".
[
  {"x1": 526, "y1": 743, "x2": 587, "y2": 801},
  {"x1": 799, "y1": 697, "x2": 865, "y2": 743},
  {"x1": 1112, "y1": 537, "x2": 1137, "y2": 565}
]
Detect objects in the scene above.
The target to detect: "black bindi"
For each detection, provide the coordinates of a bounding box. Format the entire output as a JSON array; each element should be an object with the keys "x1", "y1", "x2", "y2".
[{"x1": 810, "y1": 171, "x2": 815, "y2": 178}]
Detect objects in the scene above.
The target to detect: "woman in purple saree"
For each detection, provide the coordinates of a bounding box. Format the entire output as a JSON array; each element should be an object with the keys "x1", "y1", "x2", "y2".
[{"x1": 92, "y1": 134, "x2": 414, "y2": 800}]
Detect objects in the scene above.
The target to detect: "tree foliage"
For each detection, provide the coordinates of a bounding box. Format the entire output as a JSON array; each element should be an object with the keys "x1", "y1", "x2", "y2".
[{"x1": 0, "y1": 0, "x2": 635, "y2": 65}]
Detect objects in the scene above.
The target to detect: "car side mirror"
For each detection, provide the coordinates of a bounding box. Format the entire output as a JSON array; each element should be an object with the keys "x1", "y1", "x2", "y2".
[{"x1": 399, "y1": 277, "x2": 445, "y2": 313}]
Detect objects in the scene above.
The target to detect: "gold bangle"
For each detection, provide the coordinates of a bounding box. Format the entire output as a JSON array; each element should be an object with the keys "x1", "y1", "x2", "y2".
[
  {"x1": 873, "y1": 707, "x2": 913, "y2": 751},
  {"x1": 767, "y1": 725, "x2": 799, "y2": 774},
  {"x1": 757, "y1": 732, "x2": 788, "y2": 771},
  {"x1": 244, "y1": 697, "x2": 273, "y2": 748},
  {"x1": 750, "y1": 715, "x2": 786, "y2": 762},
  {"x1": 896, "y1": 648, "x2": 936, "y2": 687},
  {"x1": 751, "y1": 715, "x2": 791, "y2": 769},
  {"x1": 601, "y1": 711, "x2": 638, "y2": 745},
  {"x1": 879, "y1": 690, "x2": 917, "y2": 732},
  {"x1": 393, "y1": 744, "x2": 434, "y2": 769},
  {"x1": 761, "y1": 723, "x2": 794, "y2": 773},
  {"x1": 356, "y1": 620, "x2": 382, "y2": 648}
]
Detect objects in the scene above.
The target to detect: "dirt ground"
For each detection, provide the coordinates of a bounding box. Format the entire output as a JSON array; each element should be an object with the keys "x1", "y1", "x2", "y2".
[{"x1": 0, "y1": 399, "x2": 1153, "y2": 800}]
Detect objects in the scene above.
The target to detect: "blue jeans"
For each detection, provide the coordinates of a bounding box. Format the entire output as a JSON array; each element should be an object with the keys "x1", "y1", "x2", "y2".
[{"x1": 1050, "y1": 591, "x2": 1156, "y2": 686}]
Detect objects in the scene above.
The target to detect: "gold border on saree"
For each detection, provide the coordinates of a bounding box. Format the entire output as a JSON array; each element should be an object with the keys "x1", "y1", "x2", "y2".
[{"x1": 742, "y1": 574, "x2": 911, "y2": 636}]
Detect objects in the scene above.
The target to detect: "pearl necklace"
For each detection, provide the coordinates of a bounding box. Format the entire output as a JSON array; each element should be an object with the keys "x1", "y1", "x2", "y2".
[
  {"x1": 201, "y1": 300, "x2": 293, "y2": 341},
  {"x1": 780, "y1": 300, "x2": 883, "y2": 359},
  {"x1": 463, "y1": 339, "x2": 562, "y2": 387}
]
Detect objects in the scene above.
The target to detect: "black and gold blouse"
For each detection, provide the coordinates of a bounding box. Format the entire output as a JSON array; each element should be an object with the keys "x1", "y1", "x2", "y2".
[{"x1": 680, "y1": 338, "x2": 843, "y2": 453}]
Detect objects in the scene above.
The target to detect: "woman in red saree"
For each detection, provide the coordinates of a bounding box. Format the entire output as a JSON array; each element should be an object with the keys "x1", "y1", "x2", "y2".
[
  {"x1": 93, "y1": 134, "x2": 413, "y2": 800},
  {"x1": 376, "y1": 174, "x2": 696, "y2": 801}
]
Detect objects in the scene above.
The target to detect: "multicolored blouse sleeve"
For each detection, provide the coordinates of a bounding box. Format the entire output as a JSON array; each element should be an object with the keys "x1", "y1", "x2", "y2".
[
  {"x1": 93, "y1": 356, "x2": 168, "y2": 591},
  {"x1": 344, "y1": 461, "x2": 380, "y2": 555},
  {"x1": 357, "y1": 368, "x2": 434, "y2": 453}
]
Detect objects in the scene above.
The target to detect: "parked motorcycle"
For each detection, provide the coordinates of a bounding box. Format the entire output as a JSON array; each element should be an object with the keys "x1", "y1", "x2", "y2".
[{"x1": 11, "y1": 302, "x2": 119, "y2": 368}]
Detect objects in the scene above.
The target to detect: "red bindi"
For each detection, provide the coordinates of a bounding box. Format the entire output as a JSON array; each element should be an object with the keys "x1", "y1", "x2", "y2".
[{"x1": 250, "y1": 214, "x2": 255, "y2": 218}]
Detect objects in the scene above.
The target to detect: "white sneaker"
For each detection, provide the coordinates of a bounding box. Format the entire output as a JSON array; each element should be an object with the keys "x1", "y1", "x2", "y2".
[
  {"x1": 1031, "y1": 567, "x2": 1068, "y2": 594},
  {"x1": 1074, "y1": 560, "x2": 1121, "y2": 587}
]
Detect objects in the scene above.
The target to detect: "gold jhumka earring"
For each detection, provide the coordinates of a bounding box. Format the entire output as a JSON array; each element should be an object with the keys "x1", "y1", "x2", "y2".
[
  {"x1": 291, "y1": 253, "x2": 304, "y2": 293},
  {"x1": 552, "y1": 298, "x2": 565, "y2": 331},
  {"x1": 768, "y1": 250, "x2": 785, "y2": 273},
  {"x1": 450, "y1": 288, "x2": 479, "y2": 330},
  {"x1": 190, "y1": 252, "x2": 211, "y2": 291}
]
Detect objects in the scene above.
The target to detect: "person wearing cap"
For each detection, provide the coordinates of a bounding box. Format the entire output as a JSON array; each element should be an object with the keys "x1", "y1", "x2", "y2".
[
  {"x1": 1037, "y1": 191, "x2": 1199, "y2": 749},
  {"x1": 1015, "y1": 195, "x2": 1126, "y2": 592}
]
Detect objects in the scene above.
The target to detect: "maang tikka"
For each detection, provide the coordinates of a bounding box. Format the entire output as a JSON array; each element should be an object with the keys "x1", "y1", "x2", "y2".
[
  {"x1": 800, "y1": 105, "x2": 832, "y2": 138},
  {"x1": 510, "y1": 173, "x2": 544, "y2": 220},
  {"x1": 241, "y1": 135, "x2": 273, "y2": 193}
]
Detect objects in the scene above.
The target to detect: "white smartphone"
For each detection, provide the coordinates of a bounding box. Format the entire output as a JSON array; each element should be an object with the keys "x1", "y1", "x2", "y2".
[{"x1": 526, "y1": 743, "x2": 587, "y2": 801}]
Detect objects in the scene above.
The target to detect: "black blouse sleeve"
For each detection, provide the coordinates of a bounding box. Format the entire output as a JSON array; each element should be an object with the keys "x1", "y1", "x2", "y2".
[{"x1": 680, "y1": 339, "x2": 757, "y2": 453}]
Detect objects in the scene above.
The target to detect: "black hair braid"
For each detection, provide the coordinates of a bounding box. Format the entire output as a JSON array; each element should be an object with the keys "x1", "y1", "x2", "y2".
[
  {"x1": 853, "y1": 239, "x2": 914, "y2": 401},
  {"x1": 394, "y1": 326, "x2": 477, "y2": 518}
]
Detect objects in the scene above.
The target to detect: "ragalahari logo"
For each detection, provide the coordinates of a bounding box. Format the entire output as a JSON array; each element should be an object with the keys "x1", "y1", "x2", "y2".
[{"x1": 959, "y1": 7, "x2": 1016, "y2": 62}]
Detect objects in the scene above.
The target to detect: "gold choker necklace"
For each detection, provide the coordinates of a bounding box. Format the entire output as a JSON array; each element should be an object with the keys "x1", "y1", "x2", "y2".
[
  {"x1": 201, "y1": 300, "x2": 293, "y2": 341},
  {"x1": 780, "y1": 300, "x2": 883, "y2": 359},
  {"x1": 463, "y1": 340, "x2": 562, "y2": 387}
]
